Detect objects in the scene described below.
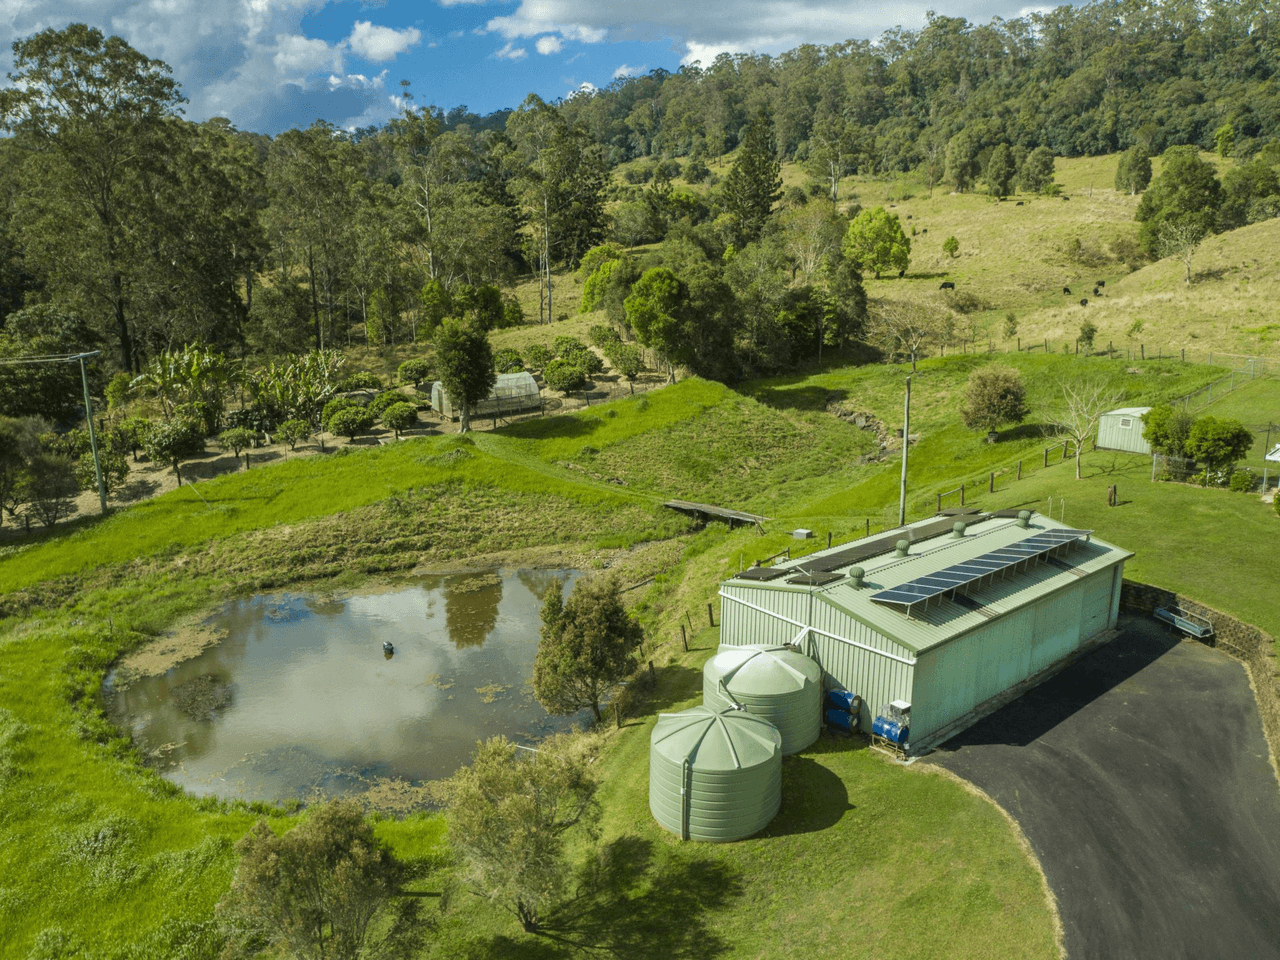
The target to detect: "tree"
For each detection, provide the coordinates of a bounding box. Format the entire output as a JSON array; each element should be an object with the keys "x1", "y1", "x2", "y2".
[
  {"x1": 942, "y1": 236, "x2": 960, "y2": 259},
  {"x1": 533, "y1": 577, "x2": 643, "y2": 723},
  {"x1": 0, "y1": 24, "x2": 186, "y2": 371},
  {"x1": 1185, "y1": 417, "x2": 1253, "y2": 484},
  {"x1": 1136, "y1": 146, "x2": 1221, "y2": 259},
  {"x1": 1052, "y1": 380, "x2": 1121, "y2": 479},
  {"x1": 624, "y1": 267, "x2": 694, "y2": 379},
  {"x1": 945, "y1": 129, "x2": 981, "y2": 192},
  {"x1": 1003, "y1": 312, "x2": 1018, "y2": 340},
  {"x1": 18, "y1": 452, "x2": 78, "y2": 527},
  {"x1": 542, "y1": 359, "x2": 588, "y2": 393},
  {"x1": 0, "y1": 416, "x2": 43, "y2": 526},
  {"x1": 1078, "y1": 319, "x2": 1098, "y2": 353},
  {"x1": 439, "y1": 733, "x2": 600, "y2": 933},
  {"x1": 1019, "y1": 146, "x2": 1056, "y2": 194},
  {"x1": 218, "y1": 800, "x2": 403, "y2": 960},
  {"x1": 1141, "y1": 404, "x2": 1195, "y2": 457},
  {"x1": 867, "y1": 300, "x2": 948, "y2": 372},
  {"x1": 218, "y1": 427, "x2": 257, "y2": 470},
  {"x1": 397, "y1": 358, "x2": 432, "y2": 389},
  {"x1": 1157, "y1": 220, "x2": 1206, "y2": 285},
  {"x1": 142, "y1": 417, "x2": 205, "y2": 486},
  {"x1": 721, "y1": 110, "x2": 783, "y2": 244},
  {"x1": 381, "y1": 402, "x2": 417, "y2": 439},
  {"x1": 985, "y1": 143, "x2": 1016, "y2": 197},
  {"x1": 277, "y1": 419, "x2": 312, "y2": 452},
  {"x1": 960, "y1": 365, "x2": 1029, "y2": 437},
  {"x1": 435, "y1": 318, "x2": 495, "y2": 434},
  {"x1": 607, "y1": 342, "x2": 644, "y2": 384},
  {"x1": 1218, "y1": 160, "x2": 1280, "y2": 231},
  {"x1": 327, "y1": 406, "x2": 376, "y2": 442},
  {"x1": 0, "y1": 306, "x2": 100, "y2": 422},
  {"x1": 842, "y1": 208, "x2": 910, "y2": 279},
  {"x1": 1215, "y1": 123, "x2": 1235, "y2": 160},
  {"x1": 1115, "y1": 146, "x2": 1152, "y2": 195}
]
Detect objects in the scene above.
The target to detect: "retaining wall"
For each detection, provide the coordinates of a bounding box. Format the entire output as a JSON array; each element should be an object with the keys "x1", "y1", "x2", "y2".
[{"x1": 1121, "y1": 579, "x2": 1280, "y2": 780}]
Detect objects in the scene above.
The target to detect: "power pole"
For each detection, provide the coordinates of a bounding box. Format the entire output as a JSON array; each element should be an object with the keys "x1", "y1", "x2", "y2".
[
  {"x1": 899, "y1": 376, "x2": 911, "y2": 527},
  {"x1": 76, "y1": 352, "x2": 108, "y2": 515}
]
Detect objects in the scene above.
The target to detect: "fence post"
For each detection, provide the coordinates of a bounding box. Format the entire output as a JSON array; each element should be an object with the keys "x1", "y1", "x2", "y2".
[
  {"x1": 680, "y1": 624, "x2": 688, "y2": 652},
  {"x1": 1044, "y1": 337, "x2": 1048, "y2": 352},
  {"x1": 936, "y1": 492, "x2": 941, "y2": 512},
  {"x1": 1044, "y1": 447, "x2": 1049, "y2": 468},
  {"x1": 1141, "y1": 344, "x2": 1145, "y2": 359},
  {"x1": 1017, "y1": 460, "x2": 1022, "y2": 480},
  {"x1": 989, "y1": 472, "x2": 995, "y2": 493},
  {"x1": 827, "y1": 531, "x2": 832, "y2": 548},
  {"x1": 707, "y1": 603, "x2": 714, "y2": 627},
  {"x1": 648, "y1": 660, "x2": 656, "y2": 684},
  {"x1": 865, "y1": 518, "x2": 870, "y2": 537},
  {"x1": 960, "y1": 484, "x2": 966, "y2": 506}
]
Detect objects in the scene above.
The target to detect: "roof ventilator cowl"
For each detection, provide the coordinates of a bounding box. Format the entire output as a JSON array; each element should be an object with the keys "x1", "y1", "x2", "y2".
[{"x1": 894, "y1": 539, "x2": 910, "y2": 558}]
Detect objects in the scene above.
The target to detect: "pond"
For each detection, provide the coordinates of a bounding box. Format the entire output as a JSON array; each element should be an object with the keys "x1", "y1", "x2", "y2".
[{"x1": 104, "y1": 569, "x2": 584, "y2": 809}]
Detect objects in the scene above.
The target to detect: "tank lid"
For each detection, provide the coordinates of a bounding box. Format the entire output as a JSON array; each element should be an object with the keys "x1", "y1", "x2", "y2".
[
  {"x1": 709, "y1": 644, "x2": 820, "y2": 696},
  {"x1": 651, "y1": 705, "x2": 781, "y2": 770}
]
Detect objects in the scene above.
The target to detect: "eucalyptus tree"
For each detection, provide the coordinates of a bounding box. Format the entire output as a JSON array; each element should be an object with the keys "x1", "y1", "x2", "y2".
[
  {"x1": 722, "y1": 110, "x2": 783, "y2": 244},
  {"x1": 0, "y1": 23, "x2": 186, "y2": 372},
  {"x1": 506, "y1": 95, "x2": 608, "y2": 322}
]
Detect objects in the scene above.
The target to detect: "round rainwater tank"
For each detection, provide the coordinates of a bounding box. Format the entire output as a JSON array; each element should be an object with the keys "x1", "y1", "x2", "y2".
[
  {"x1": 649, "y1": 705, "x2": 782, "y2": 843},
  {"x1": 702, "y1": 644, "x2": 821, "y2": 755}
]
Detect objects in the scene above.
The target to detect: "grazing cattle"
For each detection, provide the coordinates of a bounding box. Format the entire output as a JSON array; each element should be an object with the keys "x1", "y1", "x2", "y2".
[
  {"x1": 906, "y1": 214, "x2": 913, "y2": 219},
  {"x1": 1015, "y1": 201, "x2": 1025, "y2": 206},
  {"x1": 940, "y1": 281, "x2": 955, "y2": 290},
  {"x1": 1063, "y1": 286, "x2": 1071, "y2": 295},
  {"x1": 1063, "y1": 196, "x2": 1070, "y2": 201},
  {"x1": 921, "y1": 228, "x2": 928, "y2": 234},
  {"x1": 1092, "y1": 287, "x2": 1100, "y2": 296},
  {"x1": 1080, "y1": 298, "x2": 1088, "y2": 307},
  {"x1": 898, "y1": 269, "x2": 906, "y2": 278},
  {"x1": 1097, "y1": 280, "x2": 1106, "y2": 287}
]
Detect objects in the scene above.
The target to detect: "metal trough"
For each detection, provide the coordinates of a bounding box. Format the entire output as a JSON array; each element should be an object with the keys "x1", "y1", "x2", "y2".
[{"x1": 1154, "y1": 606, "x2": 1214, "y2": 640}]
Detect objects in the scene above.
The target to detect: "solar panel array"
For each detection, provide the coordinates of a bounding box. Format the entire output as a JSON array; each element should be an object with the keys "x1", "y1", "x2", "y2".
[
  {"x1": 870, "y1": 528, "x2": 1091, "y2": 616},
  {"x1": 785, "y1": 571, "x2": 845, "y2": 586},
  {"x1": 788, "y1": 515, "x2": 992, "y2": 575},
  {"x1": 733, "y1": 566, "x2": 789, "y2": 582}
]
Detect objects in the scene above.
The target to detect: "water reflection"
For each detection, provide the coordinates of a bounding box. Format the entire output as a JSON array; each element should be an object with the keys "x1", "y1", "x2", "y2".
[{"x1": 104, "y1": 569, "x2": 582, "y2": 806}]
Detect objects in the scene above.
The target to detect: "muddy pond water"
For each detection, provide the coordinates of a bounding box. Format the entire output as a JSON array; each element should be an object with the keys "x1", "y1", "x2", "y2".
[{"x1": 105, "y1": 569, "x2": 584, "y2": 807}]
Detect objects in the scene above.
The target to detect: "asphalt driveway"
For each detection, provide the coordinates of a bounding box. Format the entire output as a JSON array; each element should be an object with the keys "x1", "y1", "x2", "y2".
[{"x1": 927, "y1": 615, "x2": 1280, "y2": 960}]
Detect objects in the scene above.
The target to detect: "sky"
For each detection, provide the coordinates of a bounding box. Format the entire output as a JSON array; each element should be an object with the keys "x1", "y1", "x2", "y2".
[{"x1": 0, "y1": 0, "x2": 1053, "y2": 135}]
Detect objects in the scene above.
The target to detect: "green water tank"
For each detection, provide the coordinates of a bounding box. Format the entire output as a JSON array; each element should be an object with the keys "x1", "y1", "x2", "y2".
[
  {"x1": 702, "y1": 644, "x2": 821, "y2": 755},
  {"x1": 649, "y1": 705, "x2": 782, "y2": 843}
]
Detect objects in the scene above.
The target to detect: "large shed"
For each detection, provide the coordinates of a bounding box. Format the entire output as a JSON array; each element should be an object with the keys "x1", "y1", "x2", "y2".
[
  {"x1": 1096, "y1": 407, "x2": 1152, "y2": 454},
  {"x1": 719, "y1": 511, "x2": 1133, "y2": 754},
  {"x1": 431, "y1": 372, "x2": 541, "y2": 421}
]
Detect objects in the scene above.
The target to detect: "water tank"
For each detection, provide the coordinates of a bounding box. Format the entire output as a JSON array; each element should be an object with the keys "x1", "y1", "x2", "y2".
[
  {"x1": 702, "y1": 644, "x2": 821, "y2": 755},
  {"x1": 649, "y1": 705, "x2": 782, "y2": 843}
]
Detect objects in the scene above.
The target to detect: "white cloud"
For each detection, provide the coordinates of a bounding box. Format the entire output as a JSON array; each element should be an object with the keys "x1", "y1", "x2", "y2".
[
  {"x1": 347, "y1": 20, "x2": 422, "y2": 61},
  {"x1": 612, "y1": 63, "x2": 643, "y2": 78},
  {"x1": 495, "y1": 41, "x2": 528, "y2": 60},
  {"x1": 274, "y1": 34, "x2": 343, "y2": 75},
  {"x1": 567, "y1": 81, "x2": 596, "y2": 98},
  {"x1": 535, "y1": 35, "x2": 564, "y2": 55}
]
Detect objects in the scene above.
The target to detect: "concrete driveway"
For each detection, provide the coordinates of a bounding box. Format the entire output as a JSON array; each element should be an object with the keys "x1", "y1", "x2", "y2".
[{"x1": 927, "y1": 616, "x2": 1280, "y2": 960}]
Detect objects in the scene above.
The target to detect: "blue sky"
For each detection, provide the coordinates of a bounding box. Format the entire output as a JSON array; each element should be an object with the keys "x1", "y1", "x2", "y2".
[{"x1": 0, "y1": 0, "x2": 1049, "y2": 135}]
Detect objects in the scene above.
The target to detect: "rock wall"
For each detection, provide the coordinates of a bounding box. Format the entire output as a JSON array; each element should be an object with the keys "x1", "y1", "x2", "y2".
[{"x1": 1121, "y1": 579, "x2": 1280, "y2": 781}]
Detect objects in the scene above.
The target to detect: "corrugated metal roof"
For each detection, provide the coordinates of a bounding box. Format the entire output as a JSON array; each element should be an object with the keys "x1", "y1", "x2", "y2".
[
  {"x1": 726, "y1": 513, "x2": 1132, "y2": 655},
  {"x1": 1102, "y1": 407, "x2": 1151, "y2": 417}
]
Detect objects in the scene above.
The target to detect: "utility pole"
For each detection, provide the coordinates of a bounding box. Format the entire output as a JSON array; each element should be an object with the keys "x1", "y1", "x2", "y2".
[
  {"x1": 899, "y1": 375, "x2": 911, "y2": 527},
  {"x1": 77, "y1": 352, "x2": 108, "y2": 515}
]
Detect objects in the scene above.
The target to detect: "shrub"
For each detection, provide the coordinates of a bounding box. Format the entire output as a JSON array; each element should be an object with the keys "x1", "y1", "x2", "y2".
[
  {"x1": 563, "y1": 346, "x2": 603, "y2": 376},
  {"x1": 105, "y1": 372, "x2": 134, "y2": 412},
  {"x1": 500, "y1": 296, "x2": 525, "y2": 328},
  {"x1": 1078, "y1": 319, "x2": 1098, "y2": 353},
  {"x1": 588, "y1": 324, "x2": 621, "y2": 349},
  {"x1": 225, "y1": 406, "x2": 277, "y2": 433},
  {"x1": 218, "y1": 427, "x2": 257, "y2": 469},
  {"x1": 397, "y1": 358, "x2": 431, "y2": 388},
  {"x1": 142, "y1": 417, "x2": 205, "y2": 486},
  {"x1": 493, "y1": 347, "x2": 525, "y2": 374},
  {"x1": 369, "y1": 390, "x2": 407, "y2": 417},
  {"x1": 543, "y1": 359, "x2": 588, "y2": 393},
  {"x1": 684, "y1": 158, "x2": 711, "y2": 183},
  {"x1": 1229, "y1": 468, "x2": 1257, "y2": 493},
  {"x1": 960, "y1": 365, "x2": 1029, "y2": 436},
  {"x1": 327, "y1": 406, "x2": 376, "y2": 441},
  {"x1": 277, "y1": 419, "x2": 312, "y2": 451},
  {"x1": 381, "y1": 402, "x2": 418, "y2": 438},
  {"x1": 336, "y1": 371, "x2": 382, "y2": 392},
  {"x1": 553, "y1": 335, "x2": 587, "y2": 357},
  {"x1": 607, "y1": 342, "x2": 644, "y2": 381},
  {"x1": 322, "y1": 396, "x2": 359, "y2": 430},
  {"x1": 525, "y1": 344, "x2": 554, "y2": 370},
  {"x1": 943, "y1": 236, "x2": 959, "y2": 258}
]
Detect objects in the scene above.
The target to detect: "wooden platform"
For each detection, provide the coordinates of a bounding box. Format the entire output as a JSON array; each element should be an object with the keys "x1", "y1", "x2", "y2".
[{"x1": 663, "y1": 499, "x2": 769, "y2": 528}]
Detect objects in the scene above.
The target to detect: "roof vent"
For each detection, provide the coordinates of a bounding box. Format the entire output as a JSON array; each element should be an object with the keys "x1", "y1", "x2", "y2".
[
  {"x1": 951, "y1": 521, "x2": 966, "y2": 539},
  {"x1": 894, "y1": 539, "x2": 910, "y2": 558},
  {"x1": 848, "y1": 566, "x2": 865, "y2": 588},
  {"x1": 1017, "y1": 510, "x2": 1032, "y2": 529}
]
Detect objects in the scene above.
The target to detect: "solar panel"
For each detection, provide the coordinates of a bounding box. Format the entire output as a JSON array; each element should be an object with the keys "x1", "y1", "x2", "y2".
[
  {"x1": 734, "y1": 566, "x2": 788, "y2": 582},
  {"x1": 786, "y1": 571, "x2": 845, "y2": 586},
  {"x1": 870, "y1": 529, "x2": 1091, "y2": 615}
]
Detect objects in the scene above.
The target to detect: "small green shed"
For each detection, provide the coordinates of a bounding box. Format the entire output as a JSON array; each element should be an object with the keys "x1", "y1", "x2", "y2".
[{"x1": 1096, "y1": 407, "x2": 1152, "y2": 454}]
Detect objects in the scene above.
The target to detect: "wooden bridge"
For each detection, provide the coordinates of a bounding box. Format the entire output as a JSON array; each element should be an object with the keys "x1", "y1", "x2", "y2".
[{"x1": 663, "y1": 500, "x2": 769, "y2": 529}]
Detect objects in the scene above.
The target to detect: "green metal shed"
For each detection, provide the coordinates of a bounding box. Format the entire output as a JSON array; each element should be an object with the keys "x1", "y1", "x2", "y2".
[
  {"x1": 719, "y1": 511, "x2": 1133, "y2": 754},
  {"x1": 1096, "y1": 407, "x2": 1152, "y2": 454}
]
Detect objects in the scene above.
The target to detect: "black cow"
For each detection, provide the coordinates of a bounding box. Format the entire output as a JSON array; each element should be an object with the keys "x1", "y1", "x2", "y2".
[
  {"x1": 1063, "y1": 196, "x2": 1070, "y2": 201},
  {"x1": 1080, "y1": 298, "x2": 1088, "y2": 307},
  {"x1": 940, "y1": 281, "x2": 955, "y2": 290},
  {"x1": 921, "y1": 228, "x2": 928, "y2": 234},
  {"x1": 898, "y1": 269, "x2": 906, "y2": 278},
  {"x1": 1092, "y1": 287, "x2": 1100, "y2": 296},
  {"x1": 1015, "y1": 201, "x2": 1025, "y2": 206},
  {"x1": 1063, "y1": 286, "x2": 1071, "y2": 294},
  {"x1": 906, "y1": 214, "x2": 912, "y2": 219},
  {"x1": 1097, "y1": 280, "x2": 1106, "y2": 287}
]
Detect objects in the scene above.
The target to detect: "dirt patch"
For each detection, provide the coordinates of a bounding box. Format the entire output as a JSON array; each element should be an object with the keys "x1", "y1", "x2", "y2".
[
  {"x1": 115, "y1": 623, "x2": 227, "y2": 684},
  {"x1": 172, "y1": 674, "x2": 233, "y2": 721}
]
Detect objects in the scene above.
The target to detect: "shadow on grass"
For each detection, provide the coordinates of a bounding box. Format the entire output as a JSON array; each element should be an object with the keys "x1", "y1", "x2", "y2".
[
  {"x1": 998, "y1": 422, "x2": 1056, "y2": 443},
  {"x1": 532, "y1": 836, "x2": 742, "y2": 959},
  {"x1": 746, "y1": 384, "x2": 847, "y2": 412},
  {"x1": 627, "y1": 664, "x2": 704, "y2": 715},
  {"x1": 761, "y1": 753, "x2": 855, "y2": 837}
]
